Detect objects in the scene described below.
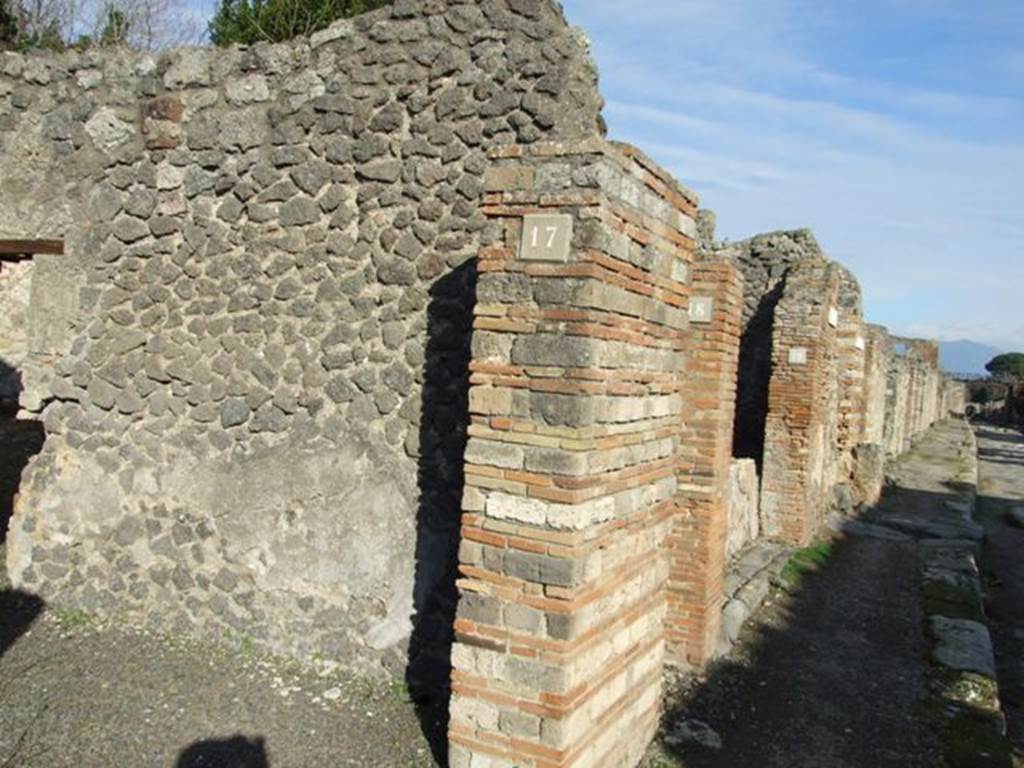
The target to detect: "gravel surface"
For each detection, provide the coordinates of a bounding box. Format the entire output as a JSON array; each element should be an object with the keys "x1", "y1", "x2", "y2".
[{"x1": 0, "y1": 567, "x2": 442, "y2": 768}]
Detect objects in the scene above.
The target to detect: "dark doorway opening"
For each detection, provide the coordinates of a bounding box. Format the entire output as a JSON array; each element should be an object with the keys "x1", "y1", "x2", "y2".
[
  {"x1": 732, "y1": 282, "x2": 784, "y2": 470},
  {"x1": 0, "y1": 362, "x2": 44, "y2": 546}
]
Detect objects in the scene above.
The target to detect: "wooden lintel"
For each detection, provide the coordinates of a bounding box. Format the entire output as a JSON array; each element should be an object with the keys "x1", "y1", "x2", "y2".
[{"x1": 0, "y1": 239, "x2": 66, "y2": 259}]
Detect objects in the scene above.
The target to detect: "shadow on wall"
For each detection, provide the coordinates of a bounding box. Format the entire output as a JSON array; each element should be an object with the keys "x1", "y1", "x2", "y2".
[
  {"x1": 733, "y1": 282, "x2": 784, "y2": 469},
  {"x1": 175, "y1": 735, "x2": 269, "y2": 768},
  {"x1": 0, "y1": 358, "x2": 45, "y2": 546},
  {"x1": 0, "y1": 360, "x2": 45, "y2": 548},
  {"x1": 406, "y1": 259, "x2": 478, "y2": 765},
  {"x1": 0, "y1": 357, "x2": 22, "y2": 418},
  {"x1": 656, "y1": 478, "x2": 1011, "y2": 766}
]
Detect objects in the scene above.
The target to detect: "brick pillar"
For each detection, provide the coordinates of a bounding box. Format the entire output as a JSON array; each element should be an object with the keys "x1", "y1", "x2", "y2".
[
  {"x1": 666, "y1": 257, "x2": 742, "y2": 666},
  {"x1": 760, "y1": 262, "x2": 840, "y2": 546},
  {"x1": 448, "y1": 140, "x2": 695, "y2": 768},
  {"x1": 834, "y1": 277, "x2": 866, "y2": 480}
]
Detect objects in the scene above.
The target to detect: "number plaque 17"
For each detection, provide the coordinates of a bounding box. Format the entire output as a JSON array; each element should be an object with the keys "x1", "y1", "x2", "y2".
[{"x1": 519, "y1": 214, "x2": 573, "y2": 263}]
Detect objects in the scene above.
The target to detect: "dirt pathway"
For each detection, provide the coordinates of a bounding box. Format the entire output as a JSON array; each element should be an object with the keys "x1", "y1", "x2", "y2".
[
  {"x1": 646, "y1": 421, "x2": 978, "y2": 768},
  {"x1": 975, "y1": 423, "x2": 1024, "y2": 759},
  {"x1": 0, "y1": 560, "x2": 441, "y2": 768}
]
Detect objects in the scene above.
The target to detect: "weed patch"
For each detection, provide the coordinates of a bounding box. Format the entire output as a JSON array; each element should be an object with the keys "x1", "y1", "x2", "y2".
[{"x1": 780, "y1": 541, "x2": 833, "y2": 590}]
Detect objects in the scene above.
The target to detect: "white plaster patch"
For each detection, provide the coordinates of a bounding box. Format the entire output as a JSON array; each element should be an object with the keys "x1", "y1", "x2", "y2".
[
  {"x1": 85, "y1": 107, "x2": 133, "y2": 149},
  {"x1": 225, "y1": 74, "x2": 271, "y2": 105},
  {"x1": 156, "y1": 164, "x2": 185, "y2": 191}
]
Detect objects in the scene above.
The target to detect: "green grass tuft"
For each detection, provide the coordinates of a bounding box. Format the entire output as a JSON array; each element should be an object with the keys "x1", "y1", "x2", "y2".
[{"x1": 780, "y1": 541, "x2": 834, "y2": 589}]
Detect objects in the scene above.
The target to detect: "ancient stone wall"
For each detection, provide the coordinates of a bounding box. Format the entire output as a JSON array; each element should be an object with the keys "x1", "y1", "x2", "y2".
[
  {"x1": 1, "y1": 0, "x2": 604, "y2": 681},
  {"x1": 449, "y1": 139, "x2": 692, "y2": 768},
  {"x1": 833, "y1": 267, "x2": 866, "y2": 493},
  {"x1": 759, "y1": 260, "x2": 841, "y2": 545},
  {"x1": 715, "y1": 230, "x2": 823, "y2": 466},
  {"x1": 724, "y1": 458, "x2": 759, "y2": 560},
  {"x1": 0, "y1": 260, "x2": 33, "y2": 407},
  {"x1": 861, "y1": 324, "x2": 892, "y2": 445},
  {"x1": 0, "y1": 5, "x2": 973, "y2": 764},
  {"x1": 883, "y1": 338, "x2": 945, "y2": 456},
  {"x1": 666, "y1": 254, "x2": 742, "y2": 666}
]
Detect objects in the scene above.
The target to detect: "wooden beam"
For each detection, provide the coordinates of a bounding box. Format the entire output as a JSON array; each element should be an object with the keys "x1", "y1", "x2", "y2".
[{"x1": 0, "y1": 239, "x2": 65, "y2": 258}]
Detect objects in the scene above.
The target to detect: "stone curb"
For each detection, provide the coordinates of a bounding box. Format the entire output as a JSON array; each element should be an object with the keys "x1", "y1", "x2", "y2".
[
  {"x1": 713, "y1": 541, "x2": 792, "y2": 658},
  {"x1": 921, "y1": 420, "x2": 1013, "y2": 768}
]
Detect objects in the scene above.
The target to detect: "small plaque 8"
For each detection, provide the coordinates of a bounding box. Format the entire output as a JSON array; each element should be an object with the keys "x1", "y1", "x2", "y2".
[
  {"x1": 689, "y1": 296, "x2": 714, "y2": 324},
  {"x1": 520, "y1": 214, "x2": 573, "y2": 262}
]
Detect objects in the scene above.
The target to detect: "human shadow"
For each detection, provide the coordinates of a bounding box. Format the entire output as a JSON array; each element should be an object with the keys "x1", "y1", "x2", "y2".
[
  {"x1": 175, "y1": 735, "x2": 269, "y2": 768},
  {"x1": 658, "y1": 456, "x2": 1013, "y2": 766},
  {"x1": 406, "y1": 260, "x2": 477, "y2": 765}
]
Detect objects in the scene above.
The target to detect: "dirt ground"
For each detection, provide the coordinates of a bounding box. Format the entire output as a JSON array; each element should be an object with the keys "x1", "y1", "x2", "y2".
[
  {"x1": 1, "y1": 554, "x2": 442, "y2": 768},
  {"x1": 974, "y1": 423, "x2": 1024, "y2": 760}
]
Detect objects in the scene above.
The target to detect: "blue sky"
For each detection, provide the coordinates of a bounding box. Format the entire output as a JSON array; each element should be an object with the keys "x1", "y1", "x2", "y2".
[
  {"x1": 559, "y1": 0, "x2": 1024, "y2": 350},
  {"x1": 184, "y1": 0, "x2": 1023, "y2": 350}
]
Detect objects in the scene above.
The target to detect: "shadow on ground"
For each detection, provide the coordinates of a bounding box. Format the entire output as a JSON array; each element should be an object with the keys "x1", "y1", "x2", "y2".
[
  {"x1": 0, "y1": 588, "x2": 44, "y2": 660},
  {"x1": 654, "y1": 442, "x2": 998, "y2": 767},
  {"x1": 175, "y1": 735, "x2": 269, "y2": 768}
]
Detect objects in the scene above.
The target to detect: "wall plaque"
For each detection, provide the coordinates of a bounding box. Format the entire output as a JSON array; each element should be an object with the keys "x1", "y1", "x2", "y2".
[
  {"x1": 520, "y1": 214, "x2": 573, "y2": 262},
  {"x1": 789, "y1": 347, "x2": 808, "y2": 365},
  {"x1": 689, "y1": 296, "x2": 713, "y2": 324}
]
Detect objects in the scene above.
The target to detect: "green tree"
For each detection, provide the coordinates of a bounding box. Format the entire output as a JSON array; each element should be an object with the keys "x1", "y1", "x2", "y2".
[
  {"x1": 98, "y1": 4, "x2": 130, "y2": 46},
  {"x1": 209, "y1": 0, "x2": 390, "y2": 46},
  {"x1": 986, "y1": 353, "x2": 1024, "y2": 381},
  {"x1": 0, "y1": 0, "x2": 18, "y2": 49},
  {"x1": 0, "y1": 0, "x2": 63, "y2": 51}
]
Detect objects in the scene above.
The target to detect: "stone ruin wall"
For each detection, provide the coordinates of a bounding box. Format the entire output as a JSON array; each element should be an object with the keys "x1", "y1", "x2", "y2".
[
  {"x1": 449, "y1": 139, "x2": 695, "y2": 768},
  {"x1": 0, "y1": 259, "x2": 34, "y2": 406},
  {"x1": 0, "y1": 3, "x2": 970, "y2": 765},
  {"x1": 0, "y1": 0, "x2": 605, "y2": 686},
  {"x1": 705, "y1": 227, "x2": 964, "y2": 549}
]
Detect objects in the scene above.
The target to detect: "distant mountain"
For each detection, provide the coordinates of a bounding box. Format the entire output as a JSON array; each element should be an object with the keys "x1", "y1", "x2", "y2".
[{"x1": 939, "y1": 340, "x2": 1004, "y2": 376}]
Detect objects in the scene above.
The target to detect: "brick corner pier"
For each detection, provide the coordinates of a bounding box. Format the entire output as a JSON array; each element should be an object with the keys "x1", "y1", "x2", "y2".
[{"x1": 448, "y1": 138, "x2": 698, "y2": 768}]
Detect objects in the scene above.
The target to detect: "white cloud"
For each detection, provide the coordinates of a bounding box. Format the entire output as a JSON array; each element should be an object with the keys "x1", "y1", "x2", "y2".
[{"x1": 563, "y1": 0, "x2": 1024, "y2": 349}]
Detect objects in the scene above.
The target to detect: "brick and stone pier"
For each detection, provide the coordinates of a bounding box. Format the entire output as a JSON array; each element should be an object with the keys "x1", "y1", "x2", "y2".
[{"x1": 448, "y1": 140, "x2": 695, "y2": 768}]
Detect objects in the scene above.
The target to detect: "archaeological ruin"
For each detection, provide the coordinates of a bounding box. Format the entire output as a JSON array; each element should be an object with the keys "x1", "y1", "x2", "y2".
[{"x1": 0, "y1": 1, "x2": 966, "y2": 766}]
